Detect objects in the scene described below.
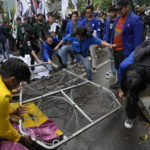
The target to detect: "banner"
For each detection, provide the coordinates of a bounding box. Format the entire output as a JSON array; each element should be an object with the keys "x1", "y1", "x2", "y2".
[
  {"x1": 31, "y1": 0, "x2": 37, "y2": 14},
  {"x1": 61, "y1": 0, "x2": 69, "y2": 19},
  {"x1": 71, "y1": 0, "x2": 77, "y2": 10},
  {"x1": 20, "y1": 0, "x2": 29, "y2": 16}
]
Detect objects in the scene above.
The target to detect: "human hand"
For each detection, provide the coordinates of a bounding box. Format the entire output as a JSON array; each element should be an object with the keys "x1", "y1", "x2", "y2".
[
  {"x1": 21, "y1": 135, "x2": 32, "y2": 146},
  {"x1": 10, "y1": 117, "x2": 19, "y2": 124},
  {"x1": 12, "y1": 83, "x2": 22, "y2": 94},
  {"x1": 37, "y1": 59, "x2": 44, "y2": 64},
  {"x1": 110, "y1": 44, "x2": 116, "y2": 49},
  {"x1": 54, "y1": 45, "x2": 59, "y2": 51},
  {"x1": 118, "y1": 87, "x2": 125, "y2": 100},
  {"x1": 48, "y1": 60, "x2": 52, "y2": 65},
  {"x1": 13, "y1": 106, "x2": 27, "y2": 116}
]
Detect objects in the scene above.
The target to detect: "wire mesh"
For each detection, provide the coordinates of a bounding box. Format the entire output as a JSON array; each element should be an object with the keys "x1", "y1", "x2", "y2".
[{"x1": 15, "y1": 63, "x2": 121, "y2": 149}]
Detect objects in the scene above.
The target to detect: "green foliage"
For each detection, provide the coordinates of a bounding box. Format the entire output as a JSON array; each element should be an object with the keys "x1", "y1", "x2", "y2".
[{"x1": 11, "y1": 8, "x2": 16, "y2": 18}]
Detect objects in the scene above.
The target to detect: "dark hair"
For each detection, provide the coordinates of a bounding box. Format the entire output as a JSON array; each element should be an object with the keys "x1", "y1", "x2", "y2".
[
  {"x1": 109, "y1": 5, "x2": 117, "y2": 12},
  {"x1": 16, "y1": 17, "x2": 21, "y2": 21},
  {"x1": 48, "y1": 14, "x2": 54, "y2": 18},
  {"x1": 46, "y1": 35, "x2": 53, "y2": 39},
  {"x1": 37, "y1": 13, "x2": 43, "y2": 17},
  {"x1": 72, "y1": 11, "x2": 78, "y2": 17},
  {"x1": 85, "y1": 6, "x2": 94, "y2": 12},
  {"x1": 0, "y1": 58, "x2": 31, "y2": 83},
  {"x1": 76, "y1": 26, "x2": 87, "y2": 36}
]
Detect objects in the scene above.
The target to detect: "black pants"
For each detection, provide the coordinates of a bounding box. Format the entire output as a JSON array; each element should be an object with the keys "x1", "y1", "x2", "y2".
[{"x1": 114, "y1": 50, "x2": 124, "y2": 70}]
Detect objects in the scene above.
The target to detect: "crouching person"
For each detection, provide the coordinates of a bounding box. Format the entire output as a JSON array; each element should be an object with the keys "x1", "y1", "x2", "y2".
[
  {"x1": 54, "y1": 26, "x2": 116, "y2": 80},
  {"x1": 21, "y1": 27, "x2": 43, "y2": 70},
  {"x1": 42, "y1": 35, "x2": 62, "y2": 73},
  {"x1": 118, "y1": 38, "x2": 150, "y2": 128},
  {"x1": 0, "y1": 58, "x2": 31, "y2": 145}
]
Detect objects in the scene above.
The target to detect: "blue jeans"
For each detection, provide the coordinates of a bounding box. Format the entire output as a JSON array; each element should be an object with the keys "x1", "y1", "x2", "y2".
[
  {"x1": 0, "y1": 42, "x2": 9, "y2": 59},
  {"x1": 76, "y1": 54, "x2": 92, "y2": 80},
  {"x1": 45, "y1": 48, "x2": 62, "y2": 71},
  {"x1": 107, "y1": 47, "x2": 116, "y2": 75},
  {"x1": 61, "y1": 45, "x2": 75, "y2": 65}
]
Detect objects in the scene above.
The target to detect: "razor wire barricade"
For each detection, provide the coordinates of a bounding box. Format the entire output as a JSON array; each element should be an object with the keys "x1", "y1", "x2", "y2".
[{"x1": 16, "y1": 63, "x2": 121, "y2": 150}]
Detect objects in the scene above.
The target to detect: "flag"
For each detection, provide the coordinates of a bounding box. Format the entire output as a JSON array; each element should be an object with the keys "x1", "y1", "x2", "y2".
[
  {"x1": 41, "y1": 0, "x2": 45, "y2": 14},
  {"x1": 31, "y1": 0, "x2": 37, "y2": 14},
  {"x1": 61, "y1": 0, "x2": 69, "y2": 19},
  {"x1": 20, "y1": 0, "x2": 29, "y2": 16},
  {"x1": 71, "y1": 0, "x2": 77, "y2": 10}
]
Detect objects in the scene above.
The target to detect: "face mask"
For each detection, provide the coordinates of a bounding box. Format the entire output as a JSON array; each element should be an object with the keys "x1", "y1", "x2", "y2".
[{"x1": 39, "y1": 19, "x2": 43, "y2": 22}]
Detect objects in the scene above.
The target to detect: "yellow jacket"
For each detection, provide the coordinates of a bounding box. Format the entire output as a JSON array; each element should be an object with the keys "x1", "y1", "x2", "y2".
[{"x1": 0, "y1": 76, "x2": 21, "y2": 142}]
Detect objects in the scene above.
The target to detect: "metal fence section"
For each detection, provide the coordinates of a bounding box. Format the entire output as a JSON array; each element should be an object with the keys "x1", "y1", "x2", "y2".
[{"x1": 18, "y1": 64, "x2": 121, "y2": 150}]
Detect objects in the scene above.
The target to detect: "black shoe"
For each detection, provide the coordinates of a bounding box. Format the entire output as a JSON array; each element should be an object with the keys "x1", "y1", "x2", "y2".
[
  {"x1": 110, "y1": 83, "x2": 119, "y2": 89},
  {"x1": 58, "y1": 64, "x2": 67, "y2": 69}
]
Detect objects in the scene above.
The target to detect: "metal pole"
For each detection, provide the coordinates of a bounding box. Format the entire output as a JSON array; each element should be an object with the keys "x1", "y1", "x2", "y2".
[
  {"x1": 61, "y1": 90, "x2": 93, "y2": 123},
  {"x1": 22, "y1": 81, "x2": 89, "y2": 104}
]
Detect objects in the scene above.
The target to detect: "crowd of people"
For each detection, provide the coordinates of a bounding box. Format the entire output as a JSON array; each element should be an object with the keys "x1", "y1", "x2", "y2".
[{"x1": 0, "y1": 0, "x2": 150, "y2": 146}]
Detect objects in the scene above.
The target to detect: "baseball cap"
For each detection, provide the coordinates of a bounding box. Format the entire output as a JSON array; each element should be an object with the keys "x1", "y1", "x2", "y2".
[{"x1": 115, "y1": 0, "x2": 129, "y2": 10}]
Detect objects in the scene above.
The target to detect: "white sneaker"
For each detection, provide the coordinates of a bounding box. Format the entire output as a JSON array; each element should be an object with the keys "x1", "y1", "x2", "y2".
[
  {"x1": 92, "y1": 68, "x2": 97, "y2": 73},
  {"x1": 106, "y1": 71, "x2": 111, "y2": 75},
  {"x1": 105, "y1": 73, "x2": 115, "y2": 79},
  {"x1": 124, "y1": 118, "x2": 136, "y2": 129},
  {"x1": 88, "y1": 56, "x2": 92, "y2": 60}
]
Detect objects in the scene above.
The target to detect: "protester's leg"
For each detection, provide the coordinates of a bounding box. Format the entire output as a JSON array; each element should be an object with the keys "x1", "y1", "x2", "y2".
[
  {"x1": 89, "y1": 45, "x2": 97, "y2": 70},
  {"x1": 121, "y1": 64, "x2": 148, "y2": 128},
  {"x1": 106, "y1": 47, "x2": 116, "y2": 78},
  {"x1": 61, "y1": 45, "x2": 74, "y2": 66},
  {"x1": 76, "y1": 54, "x2": 92, "y2": 80},
  {"x1": 55, "y1": 48, "x2": 62, "y2": 64},
  {"x1": 6, "y1": 39, "x2": 10, "y2": 51},
  {"x1": 4, "y1": 42, "x2": 9, "y2": 59},
  {"x1": 109, "y1": 48, "x2": 116, "y2": 75},
  {"x1": 111, "y1": 50, "x2": 124, "y2": 88},
  {"x1": 0, "y1": 43, "x2": 6, "y2": 59}
]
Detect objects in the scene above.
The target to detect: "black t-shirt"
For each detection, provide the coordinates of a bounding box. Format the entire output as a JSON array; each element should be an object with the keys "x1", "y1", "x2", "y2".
[{"x1": 108, "y1": 19, "x2": 114, "y2": 43}]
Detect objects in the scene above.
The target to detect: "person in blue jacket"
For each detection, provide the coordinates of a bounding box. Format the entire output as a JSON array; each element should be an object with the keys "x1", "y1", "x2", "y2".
[
  {"x1": 118, "y1": 38, "x2": 150, "y2": 129},
  {"x1": 110, "y1": 0, "x2": 144, "y2": 88},
  {"x1": 54, "y1": 27, "x2": 116, "y2": 80},
  {"x1": 82, "y1": 6, "x2": 102, "y2": 72},
  {"x1": 104, "y1": 5, "x2": 118, "y2": 79},
  {"x1": 111, "y1": 0, "x2": 144, "y2": 58},
  {"x1": 65, "y1": 11, "x2": 83, "y2": 36},
  {"x1": 42, "y1": 35, "x2": 62, "y2": 72}
]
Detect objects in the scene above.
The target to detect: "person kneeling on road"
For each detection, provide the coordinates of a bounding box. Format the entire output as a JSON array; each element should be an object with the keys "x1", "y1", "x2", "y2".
[
  {"x1": 42, "y1": 35, "x2": 63, "y2": 73},
  {"x1": 54, "y1": 26, "x2": 116, "y2": 80}
]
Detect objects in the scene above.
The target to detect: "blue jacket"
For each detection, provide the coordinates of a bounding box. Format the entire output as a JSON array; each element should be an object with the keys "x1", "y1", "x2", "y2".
[
  {"x1": 65, "y1": 20, "x2": 83, "y2": 35},
  {"x1": 111, "y1": 12, "x2": 144, "y2": 57},
  {"x1": 62, "y1": 35, "x2": 102, "y2": 57},
  {"x1": 104, "y1": 18, "x2": 116, "y2": 42},
  {"x1": 0, "y1": 26, "x2": 6, "y2": 43},
  {"x1": 82, "y1": 17, "x2": 102, "y2": 38},
  {"x1": 118, "y1": 51, "x2": 134, "y2": 84},
  {"x1": 42, "y1": 37, "x2": 60, "y2": 62}
]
